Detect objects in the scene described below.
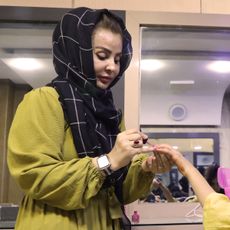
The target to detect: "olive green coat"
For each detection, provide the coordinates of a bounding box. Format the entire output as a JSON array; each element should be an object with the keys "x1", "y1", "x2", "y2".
[{"x1": 7, "y1": 87, "x2": 154, "y2": 230}]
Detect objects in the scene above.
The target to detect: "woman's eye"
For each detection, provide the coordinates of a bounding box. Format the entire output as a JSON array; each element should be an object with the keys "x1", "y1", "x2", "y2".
[
  {"x1": 97, "y1": 53, "x2": 107, "y2": 60},
  {"x1": 114, "y1": 58, "x2": 121, "y2": 64},
  {"x1": 96, "y1": 52, "x2": 121, "y2": 65}
]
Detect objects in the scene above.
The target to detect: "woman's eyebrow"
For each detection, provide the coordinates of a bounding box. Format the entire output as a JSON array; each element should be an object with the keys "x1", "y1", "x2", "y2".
[
  {"x1": 94, "y1": 46, "x2": 111, "y2": 53},
  {"x1": 94, "y1": 46, "x2": 122, "y2": 56}
]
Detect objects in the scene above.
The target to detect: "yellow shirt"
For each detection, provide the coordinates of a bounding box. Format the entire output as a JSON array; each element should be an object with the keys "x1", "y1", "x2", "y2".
[
  {"x1": 203, "y1": 192, "x2": 230, "y2": 229},
  {"x1": 7, "y1": 87, "x2": 154, "y2": 230}
]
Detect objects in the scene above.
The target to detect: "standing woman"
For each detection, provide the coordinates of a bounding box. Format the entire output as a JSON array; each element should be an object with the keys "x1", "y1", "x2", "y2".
[{"x1": 7, "y1": 7, "x2": 171, "y2": 230}]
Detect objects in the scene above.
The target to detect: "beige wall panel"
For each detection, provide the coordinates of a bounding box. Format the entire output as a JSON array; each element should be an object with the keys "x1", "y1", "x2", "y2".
[
  {"x1": 0, "y1": 80, "x2": 14, "y2": 202},
  {"x1": 74, "y1": 0, "x2": 200, "y2": 13},
  {"x1": 7, "y1": 85, "x2": 31, "y2": 204},
  {"x1": 0, "y1": 80, "x2": 31, "y2": 203},
  {"x1": 0, "y1": 0, "x2": 72, "y2": 8},
  {"x1": 202, "y1": 0, "x2": 230, "y2": 14}
]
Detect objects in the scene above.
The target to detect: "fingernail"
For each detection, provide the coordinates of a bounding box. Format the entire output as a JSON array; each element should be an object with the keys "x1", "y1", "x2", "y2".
[
  {"x1": 134, "y1": 140, "x2": 139, "y2": 145},
  {"x1": 143, "y1": 138, "x2": 148, "y2": 144},
  {"x1": 143, "y1": 145, "x2": 154, "y2": 151}
]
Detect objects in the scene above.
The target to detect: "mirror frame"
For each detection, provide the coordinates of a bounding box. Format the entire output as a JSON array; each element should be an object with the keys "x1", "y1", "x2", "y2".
[
  {"x1": 124, "y1": 12, "x2": 228, "y2": 219},
  {"x1": 125, "y1": 11, "x2": 230, "y2": 129}
]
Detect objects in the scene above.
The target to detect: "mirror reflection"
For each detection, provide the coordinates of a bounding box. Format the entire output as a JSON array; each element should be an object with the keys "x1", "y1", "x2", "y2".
[{"x1": 138, "y1": 132, "x2": 221, "y2": 203}]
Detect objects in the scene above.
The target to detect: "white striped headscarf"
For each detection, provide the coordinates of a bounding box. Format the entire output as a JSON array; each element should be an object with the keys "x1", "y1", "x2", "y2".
[{"x1": 51, "y1": 7, "x2": 132, "y2": 158}]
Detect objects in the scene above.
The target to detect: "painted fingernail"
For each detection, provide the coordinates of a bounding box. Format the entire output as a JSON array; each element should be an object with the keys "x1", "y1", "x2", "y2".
[
  {"x1": 134, "y1": 140, "x2": 139, "y2": 145},
  {"x1": 143, "y1": 138, "x2": 148, "y2": 144}
]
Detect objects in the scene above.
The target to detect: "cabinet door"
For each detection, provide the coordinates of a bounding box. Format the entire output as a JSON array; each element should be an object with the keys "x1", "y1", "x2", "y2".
[
  {"x1": 73, "y1": 0, "x2": 200, "y2": 12},
  {"x1": 0, "y1": 0, "x2": 72, "y2": 8}
]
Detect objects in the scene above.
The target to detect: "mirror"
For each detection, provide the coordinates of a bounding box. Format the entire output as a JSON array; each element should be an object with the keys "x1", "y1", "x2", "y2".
[{"x1": 138, "y1": 21, "x2": 230, "y2": 203}]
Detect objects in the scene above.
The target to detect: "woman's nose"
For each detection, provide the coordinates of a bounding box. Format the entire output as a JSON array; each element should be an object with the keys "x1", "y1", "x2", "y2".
[{"x1": 106, "y1": 59, "x2": 116, "y2": 71}]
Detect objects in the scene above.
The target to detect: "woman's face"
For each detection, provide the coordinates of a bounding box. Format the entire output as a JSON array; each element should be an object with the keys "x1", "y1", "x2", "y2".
[{"x1": 92, "y1": 28, "x2": 122, "y2": 89}]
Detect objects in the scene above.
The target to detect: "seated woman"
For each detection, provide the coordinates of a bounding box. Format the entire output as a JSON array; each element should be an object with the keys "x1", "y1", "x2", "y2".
[
  {"x1": 154, "y1": 144, "x2": 230, "y2": 230},
  {"x1": 205, "y1": 163, "x2": 225, "y2": 194},
  {"x1": 184, "y1": 163, "x2": 224, "y2": 203}
]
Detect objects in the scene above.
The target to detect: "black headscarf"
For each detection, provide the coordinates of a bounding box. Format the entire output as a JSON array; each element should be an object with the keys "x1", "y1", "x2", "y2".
[{"x1": 49, "y1": 7, "x2": 132, "y2": 203}]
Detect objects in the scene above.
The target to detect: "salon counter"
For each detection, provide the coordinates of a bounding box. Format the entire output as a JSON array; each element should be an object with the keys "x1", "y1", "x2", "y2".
[
  {"x1": 0, "y1": 218, "x2": 202, "y2": 230},
  {"x1": 126, "y1": 201, "x2": 203, "y2": 230},
  {"x1": 130, "y1": 217, "x2": 203, "y2": 230}
]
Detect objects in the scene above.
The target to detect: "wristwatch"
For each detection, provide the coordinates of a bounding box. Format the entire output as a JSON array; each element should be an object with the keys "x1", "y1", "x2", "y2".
[{"x1": 97, "y1": 155, "x2": 113, "y2": 176}]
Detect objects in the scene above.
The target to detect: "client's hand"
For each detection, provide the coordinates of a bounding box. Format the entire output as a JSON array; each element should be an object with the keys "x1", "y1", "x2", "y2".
[{"x1": 153, "y1": 144, "x2": 191, "y2": 177}]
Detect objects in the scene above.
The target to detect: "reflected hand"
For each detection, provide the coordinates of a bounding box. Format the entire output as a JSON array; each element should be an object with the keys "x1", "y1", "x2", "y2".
[
  {"x1": 152, "y1": 178, "x2": 160, "y2": 190},
  {"x1": 141, "y1": 150, "x2": 173, "y2": 173}
]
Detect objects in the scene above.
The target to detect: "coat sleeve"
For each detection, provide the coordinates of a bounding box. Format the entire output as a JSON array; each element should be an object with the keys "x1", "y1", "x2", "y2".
[
  {"x1": 7, "y1": 87, "x2": 105, "y2": 210},
  {"x1": 203, "y1": 192, "x2": 230, "y2": 229},
  {"x1": 122, "y1": 154, "x2": 155, "y2": 204},
  {"x1": 119, "y1": 117, "x2": 155, "y2": 204}
]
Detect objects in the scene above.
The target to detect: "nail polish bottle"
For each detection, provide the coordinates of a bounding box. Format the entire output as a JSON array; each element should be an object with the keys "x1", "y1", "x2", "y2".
[{"x1": 131, "y1": 210, "x2": 140, "y2": 224}]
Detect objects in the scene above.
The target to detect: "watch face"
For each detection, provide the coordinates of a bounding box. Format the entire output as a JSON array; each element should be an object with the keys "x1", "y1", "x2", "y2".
[{"x1": 98, "y1": 155, "x2": 110, "y2": 169}]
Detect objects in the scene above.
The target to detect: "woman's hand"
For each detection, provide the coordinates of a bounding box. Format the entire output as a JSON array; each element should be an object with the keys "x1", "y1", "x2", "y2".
[
  {"x1": 108, "y1": 129, "x2": 155, "y2": 171},
  {"x1": 141, "y1": 151, "x2": 173, "y2": 173}
]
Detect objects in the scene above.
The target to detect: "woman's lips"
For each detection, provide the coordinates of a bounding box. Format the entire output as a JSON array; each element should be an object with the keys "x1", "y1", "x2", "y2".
[{"x1": 99, "y1": 76, "x2": 111, "y2": 84}]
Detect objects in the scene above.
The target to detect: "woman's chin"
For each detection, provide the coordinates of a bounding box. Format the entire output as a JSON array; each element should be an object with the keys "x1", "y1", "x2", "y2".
[{"x1": 96, "y1": 82, "x2": 110, "y2": 90}]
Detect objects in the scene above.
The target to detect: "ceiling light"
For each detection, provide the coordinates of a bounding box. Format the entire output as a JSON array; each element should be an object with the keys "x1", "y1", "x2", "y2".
[
  {"x1": 6, "y1": 58, "x2": 43, "y2": 71},
  {"x1": 207, "y1": 60, "x2": 230, "y2": 73},
  {"x1": 194, "y1": 146, "x2": 202, "y2": 150},
  {"x1": 141, "y1": 59, "x2": 164, "y2": 71},
  {"x1": 170, "y1": 80, "x2": 195, "y2": 85}
]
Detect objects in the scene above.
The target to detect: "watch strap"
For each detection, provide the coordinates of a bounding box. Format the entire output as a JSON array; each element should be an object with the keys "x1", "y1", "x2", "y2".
[
  {"x1": 97, "y1": 155, "x2": 113, "y2": 176},
  {"x1": 103, "y1": 167, "x2": 113, "y2": 176}
]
